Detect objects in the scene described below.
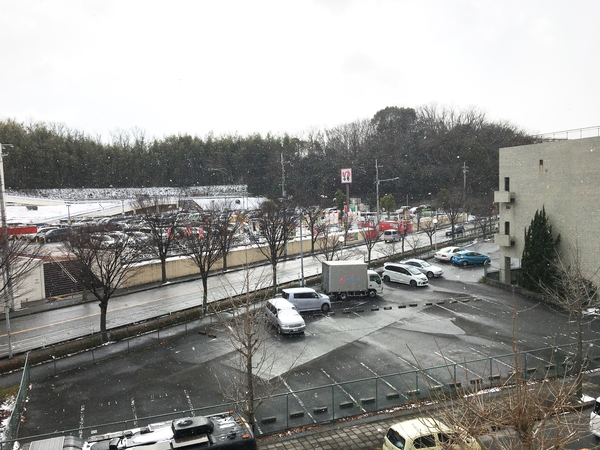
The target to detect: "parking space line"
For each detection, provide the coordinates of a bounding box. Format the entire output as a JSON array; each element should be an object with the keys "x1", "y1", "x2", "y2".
[
  {"x1": 282, "y1": 380, "x2": 316, "y2": 423},
  {"x1": 360, "y1": 362, "x2": 408, "y2": 400},
  {"x1": 131, "y1": 398, "x2": 138, "y2": 427},
  {"x1": 79, "y1": 405, "x2": 85, "y2": 438},
  {"x1": 398, "y1": 356, "x2": 445, "y2": 386},
  {"x1": 320, "y1": 369, "x2": 365, "y2": 413},
  {"x1": 184, "y1": 390, "x2": 195, "y2": 416}
]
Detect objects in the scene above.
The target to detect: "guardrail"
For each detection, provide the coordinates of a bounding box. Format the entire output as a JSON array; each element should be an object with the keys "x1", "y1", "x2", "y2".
[
  {"x1": 535, "y1": 125, "x2": 600, "y2": 140},
  {"x1": 1, "y1": 353, "x2": 29, "y2": 448},
  {"x1": 6, "y1": 339, "x2": 596, "y2": 445}
]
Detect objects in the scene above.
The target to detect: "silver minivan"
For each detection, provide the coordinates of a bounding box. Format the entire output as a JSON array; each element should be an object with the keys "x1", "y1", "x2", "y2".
[
  {"x1": 265, "y1": 298, "x2": 306, "y2": 335},
  {"x1": 383, "y1": 229, "x2": 401, "y2": 243},
  {"x1": 279, "y1": 287, "x2": 331, "y2": 313}
]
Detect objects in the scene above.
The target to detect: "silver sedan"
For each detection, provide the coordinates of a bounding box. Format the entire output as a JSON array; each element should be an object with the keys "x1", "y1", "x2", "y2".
[{"x1": 400, "y1": 258, "x2": 445, "y2": 278}]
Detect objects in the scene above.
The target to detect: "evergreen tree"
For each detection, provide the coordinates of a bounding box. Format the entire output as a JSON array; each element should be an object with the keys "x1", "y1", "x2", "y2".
[{"x1": 520, "y1": 206, "x2": 561, "y2": 292}]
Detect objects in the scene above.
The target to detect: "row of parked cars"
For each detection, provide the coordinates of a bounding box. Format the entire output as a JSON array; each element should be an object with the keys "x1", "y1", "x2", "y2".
[{"x1": 265, "y1": 287, "x2": 331, "y2": 335}]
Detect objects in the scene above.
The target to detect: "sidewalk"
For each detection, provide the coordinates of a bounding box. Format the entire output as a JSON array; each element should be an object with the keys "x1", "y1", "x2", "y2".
[{"x1": 257, "y1": 411, "x2": 403, "y2": 449}]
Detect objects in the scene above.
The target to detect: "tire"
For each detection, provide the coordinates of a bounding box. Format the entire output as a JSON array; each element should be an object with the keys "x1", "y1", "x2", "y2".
[
  {"x1": 383, "y1": 275, "x2": 390, "y2": 283},
  {"x1": 321, "y1": 303, "x2": 331, "y2": 313},
  {"x1": 410, "y1": 280, "x2": 417, "y2": 288},
  {"x1": 277, "y1": 326, "x2": 282, "y2": 335},
  {"x1": 368, "y1": 289, "x2": 377, "y2": 298},
  {"x1": 339, "y1": 292, "x2": 348, "y2": 300},
  {"x1": 483, "y1": 259, "x2": 491, "y2": 266},
  {"x1": 426, "y1": 271, "x2": 434, "y2": 279},
  {"x1": 462, "y1": 261, "x2": 469, "y2": 267}
]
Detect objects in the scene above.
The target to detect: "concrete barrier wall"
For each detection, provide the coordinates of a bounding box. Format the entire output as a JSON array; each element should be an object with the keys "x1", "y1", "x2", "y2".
[{"x1": 122, "y1": 231, "x2": 370, "y2": 288}]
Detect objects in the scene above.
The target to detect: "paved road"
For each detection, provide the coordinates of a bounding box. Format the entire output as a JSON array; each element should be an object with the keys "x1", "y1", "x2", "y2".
[{"x1": 0, "y1": 225, "x2": 485, "y2": 357}]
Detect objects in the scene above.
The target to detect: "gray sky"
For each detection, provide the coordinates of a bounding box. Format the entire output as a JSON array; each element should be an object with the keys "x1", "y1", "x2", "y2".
[{"x1": 1, "y1": 0, "x2": 598, "y2": 142}]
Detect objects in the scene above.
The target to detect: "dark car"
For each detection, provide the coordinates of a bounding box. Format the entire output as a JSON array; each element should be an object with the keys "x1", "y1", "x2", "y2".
[
  {"x1": 43, "y1": 227, "x2": 71, "y2": 243},
  {"x1": 445, "y1": 225, "x2": 465, "y2": 237}
]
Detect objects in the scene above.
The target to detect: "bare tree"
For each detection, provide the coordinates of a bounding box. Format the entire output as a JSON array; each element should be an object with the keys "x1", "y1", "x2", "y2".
[
  {"x1": 302, "y1": 205, "x2": 325, "y2": 254},
  {"x1": 315, "y1": 223, "x2": 342, "y2": 261},
  {"x1": 213, "y1": 266, "x2": 296, "y2": 432},
  {"x1": 359, "y1": 225, "x2": 380, "y2": 268},
  {"x1": 132, "y1": 195, "x2": 182, "y2": 284},
  {"x1": 539, "y1": 246, "x2": 600, "y2": 398},
  {"x1": 437, "y1": 188, "x2": 464, "y2": 240},
  {"x1": 420, "y1": 219, "x2": 437, "y2": 249},
  {"x1": 415, "y1": 305, "x2": 580, "y2": 450},
  {"x1": 254, "y1": 200, "x2": 295, "y2": 294},
  {"x1": 64, "y1": 229, "x2": 141, "y2": 342},
  {"x1": 182, "y1": 215, "x2": 228, "y2": 316},
  {"x1": 214, "y1": 206, "x2": 240, "y2": 271}
]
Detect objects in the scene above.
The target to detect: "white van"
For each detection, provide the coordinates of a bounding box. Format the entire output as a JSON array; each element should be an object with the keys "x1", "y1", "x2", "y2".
[{"x1": 383, "y1": 229, "x2": 401, "y2": 243}]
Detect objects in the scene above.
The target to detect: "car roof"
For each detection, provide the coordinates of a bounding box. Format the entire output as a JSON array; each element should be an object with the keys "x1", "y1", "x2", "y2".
[
  {"x1": 268, "y1": 298, "x2": 296, "y2": 309},
  {"x1": 282, "y1": 287, "x2": 317, "y2": 294},
  {"x1": 402, "y1": 259, "x2": 424, "y2": 263},
  {"x1": 389, "y1": 418, "x2": 450, "y2": 439},
  {"x1": 439, "y1": 246, "x2": 460, "y2": 252}
]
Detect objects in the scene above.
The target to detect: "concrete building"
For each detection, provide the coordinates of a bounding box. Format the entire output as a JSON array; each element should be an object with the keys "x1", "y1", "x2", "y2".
[{"x1": 494, "y1": 135, "x2": 600, "y2": 286}]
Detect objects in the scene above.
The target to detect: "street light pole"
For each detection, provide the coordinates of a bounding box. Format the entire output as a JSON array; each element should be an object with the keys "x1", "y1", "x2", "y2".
[
  {"x1": 375, "y1": 159, "x2": 399, "y2": 225},
  {"x1": 0, "y1": 143, "x2": 14, "y2": 358},
  {"x1": 433, "y1": 218, "x2": 438, "y2": 251},
  {"x1": 299, "y1": 209, "x2": 304, "y2": 287}
]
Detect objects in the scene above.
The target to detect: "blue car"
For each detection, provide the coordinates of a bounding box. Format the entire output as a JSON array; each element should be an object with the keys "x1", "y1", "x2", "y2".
[{"x1": 451, "y1": 250, "x2": 491, "y2": 266}]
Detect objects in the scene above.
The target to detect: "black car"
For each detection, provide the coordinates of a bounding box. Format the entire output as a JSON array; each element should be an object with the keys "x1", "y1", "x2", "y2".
[
  {"x1": 445, "y1": 225, "x2": 465, "y2": 237},
  {"x1": 44, "y1": 227, "x2": 71, "y2": 243}
]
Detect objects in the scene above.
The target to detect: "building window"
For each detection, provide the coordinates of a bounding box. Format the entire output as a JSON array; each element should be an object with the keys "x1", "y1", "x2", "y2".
[
  {"x1": 504, "y1": 177, "x2": 510, "y2": 191},
  {"x1": 505, "y1": 221, "x2": 510, "y2": 235},
  {"x1": 539, "y1": 159, "x2": 543, "y2": 166}
]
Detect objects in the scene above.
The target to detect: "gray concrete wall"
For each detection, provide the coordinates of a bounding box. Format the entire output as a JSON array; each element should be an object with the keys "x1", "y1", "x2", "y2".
[{"x1": 498, "y1": 136, "x2": 600, "y2": 284}]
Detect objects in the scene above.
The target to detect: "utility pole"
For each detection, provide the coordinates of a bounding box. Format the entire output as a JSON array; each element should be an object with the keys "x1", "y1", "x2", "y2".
[
  {"x1": 281, "y1": 153, "x2": 286, "y2": 198},
  {"x1": 462, "y1": 162, "x2": 469, "y2": 210},
  {"x1": 375, "y1": 159, "x2": 399, "y2": 225},
  {"x1": 0, "y1": 143, "x2": 14, "y2": 358}
]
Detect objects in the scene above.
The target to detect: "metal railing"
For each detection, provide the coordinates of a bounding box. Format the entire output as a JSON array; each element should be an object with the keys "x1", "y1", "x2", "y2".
[
  {"x1": 1, "y1": 353, "x2": 29, "y2": 446},
  {"x1": 7, "y1": 339, "x2": 598, "y2": 445},
  {"x1": 535, "y1": 125, "x2": 600, "y2": 141}
]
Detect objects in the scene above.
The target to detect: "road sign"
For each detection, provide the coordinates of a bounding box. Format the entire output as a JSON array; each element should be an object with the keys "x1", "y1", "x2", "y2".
[{"x1": 341, "y1": 168, "x2": 352, "y2": 184}]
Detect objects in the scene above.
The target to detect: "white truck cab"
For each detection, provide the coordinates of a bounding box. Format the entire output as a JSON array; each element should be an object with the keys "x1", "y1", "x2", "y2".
[{"x1": 590, "y1": 397, "x2": 600, "y2": 437}]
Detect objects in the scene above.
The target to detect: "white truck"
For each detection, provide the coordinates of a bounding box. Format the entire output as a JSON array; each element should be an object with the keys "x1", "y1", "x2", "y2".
[{"x1": 321, "y1": 260, "x2": 383, "y2": 300}]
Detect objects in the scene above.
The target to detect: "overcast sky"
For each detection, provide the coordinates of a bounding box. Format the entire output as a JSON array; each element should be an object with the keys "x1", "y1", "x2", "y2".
[{"x1": 1, "y1": 0, "x2": 598, "y2": 142}]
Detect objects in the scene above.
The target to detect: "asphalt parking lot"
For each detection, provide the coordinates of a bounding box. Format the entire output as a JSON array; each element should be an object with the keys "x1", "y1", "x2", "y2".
[{"x1": 16, "y1": 241, "x2": 600, "y2": 441}]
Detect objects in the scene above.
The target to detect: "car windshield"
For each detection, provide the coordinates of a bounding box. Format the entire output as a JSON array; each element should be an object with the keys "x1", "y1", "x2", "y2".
[
  {"x1": 406, "y1": 267, "x2": 421, "y2": 275},
  {"x1": 420, "y1": 261, "x2": 431, "y2": 267}
]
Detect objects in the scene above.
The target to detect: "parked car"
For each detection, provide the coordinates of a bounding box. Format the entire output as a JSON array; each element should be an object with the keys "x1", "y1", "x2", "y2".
[
  {"x1": 400, "y1": 259, "x2": 444, "y2": 278},
  {"x1": 383, "y1": 229, "x2": 402, "y2": 243},
  {"x1": 265, "y1": 298, "x2": 306, "y2": 335},
  {"x1": 43, "y1": 227, "x2": 71, "y2": 243},
  {"x1": 29, "y1": 226, "x2": 58, "y2": 242},
  {"x1": 451, "y1": 250, "x2": 491, "y2": 266},
  {"x1": 445, "y1": 224, "x2": 465, "y2": 237},
  {"x1": 434, "y1": 246, "x2": 464, "y2": 262},
  {"x1": 382, "y1": 263, "x2": 429, "y2": 287},
  {"x1": 278, "y1": 287, "x2": 331, "y2": 313},
  {"x1": 383, "y1": 417, "x2": 480, "y2": 450}
]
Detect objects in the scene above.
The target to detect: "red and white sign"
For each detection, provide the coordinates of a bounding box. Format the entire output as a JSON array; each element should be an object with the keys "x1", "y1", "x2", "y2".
[{"x1": 341, "y1": 168, "x2": 352, "y2": 184}]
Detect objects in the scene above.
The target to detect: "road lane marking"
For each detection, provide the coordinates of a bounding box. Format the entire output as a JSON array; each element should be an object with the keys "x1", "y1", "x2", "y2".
[{"x1": 79, "y1": 404, "x2": 85, "y2": 438}]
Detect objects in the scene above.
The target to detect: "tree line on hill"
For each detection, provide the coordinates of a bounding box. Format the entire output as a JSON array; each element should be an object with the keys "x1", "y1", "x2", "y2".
[{"x1": 0, "y1": 104, "x2": 536, "y2": 206}]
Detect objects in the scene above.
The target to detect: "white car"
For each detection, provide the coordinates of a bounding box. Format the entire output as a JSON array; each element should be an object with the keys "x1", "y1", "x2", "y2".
[
  {"x1": 382, "y1": 263, "x2": 429, "y2": 287},
  {"x1": 278, "y1": 287, "x2": 331, "y2": 313},
  {"x1": 401, "y1": 258, "x2": 444, "y2": 278},
  {"x1": 434, "y1": 246, "x2": 464, "y2": 262},
  {"x1": 265, "y1": 298, "x2": 306, "y2": 335}
]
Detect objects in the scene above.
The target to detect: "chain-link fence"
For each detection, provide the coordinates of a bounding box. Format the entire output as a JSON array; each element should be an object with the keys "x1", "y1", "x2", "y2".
[
  {"x1": 8, "y1": 339, "x2": 600, "y2": 446},
  {"x1": 1, "y1": 353, "x2": 30, "y2": 449}
]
